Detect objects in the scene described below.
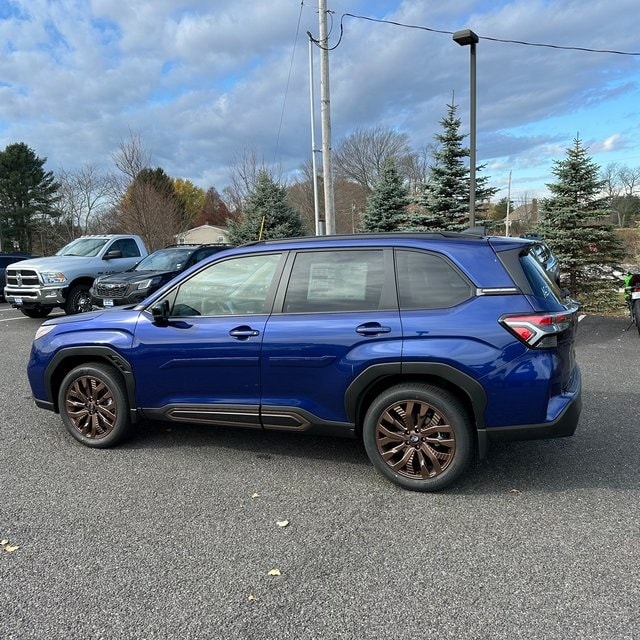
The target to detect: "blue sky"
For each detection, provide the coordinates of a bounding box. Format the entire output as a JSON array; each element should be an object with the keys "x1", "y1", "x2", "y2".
[{"x1": 0, "y1": 0, "x2": 639, "y2": 203}]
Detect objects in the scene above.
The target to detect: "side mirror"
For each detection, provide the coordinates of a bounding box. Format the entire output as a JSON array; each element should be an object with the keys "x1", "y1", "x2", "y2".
[
  {"x1": 151, "y1": 299, "x2": 170, "y2": 326},
  {"x1": 104, "y1": 249, "x2": 123, "y2": 260}
]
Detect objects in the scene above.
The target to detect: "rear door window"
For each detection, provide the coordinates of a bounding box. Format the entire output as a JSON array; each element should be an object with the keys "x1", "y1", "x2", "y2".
[{"x1": 283, "y1": 250, "x2": 388, "y2": 313}]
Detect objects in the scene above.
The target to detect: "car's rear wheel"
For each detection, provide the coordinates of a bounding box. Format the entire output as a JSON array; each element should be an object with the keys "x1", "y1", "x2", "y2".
[
  {"x1": 58, "y1": 363, "x2": 131, "y2": 448},
  {"x1": 64, "y1": 284, "x2": 93, "y2": 314},
  {"x1": 363, "y1": 383, "x2": 472, "y2": 491},
  {"x1": 20, "y1": 306, "x2": 52, "y2": 318}
]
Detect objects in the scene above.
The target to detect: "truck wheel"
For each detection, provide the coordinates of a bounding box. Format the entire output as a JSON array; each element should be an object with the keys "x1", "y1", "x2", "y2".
[
  {"x1": 362, "y1": 383, "x2": 472, "y2": 492},
  {"x1": 20, "y1": 307, "x2": 52, "y2": 318},
  {"x1": 58, "y1": 363, "x2": 131, "y2": 448},
  {"x1": 65, "y1": 284, "x2": 93, "y2": 314}
]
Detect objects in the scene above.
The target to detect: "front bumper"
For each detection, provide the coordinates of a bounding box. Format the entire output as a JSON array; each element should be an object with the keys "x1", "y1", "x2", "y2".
[{"x1": 4, "y1": 285, "x2": 66, "y2": 306}]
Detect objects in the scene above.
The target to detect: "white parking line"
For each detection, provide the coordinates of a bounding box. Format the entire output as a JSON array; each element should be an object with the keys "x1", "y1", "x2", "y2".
[
  {"x1": 578, "y1": 314, "x2": 586, "y2": 322},
  {"x1": 0, "y1": 315, "x2": 30, "y2": 322}
]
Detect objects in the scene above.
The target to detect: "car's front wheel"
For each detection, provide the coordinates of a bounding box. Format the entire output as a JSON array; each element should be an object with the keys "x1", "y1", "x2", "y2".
[
  {"x1": 58, "y1": 363, "x2": 131, "y2": 447},
  {"x1": 64, "y1": 284, "x2": 93, "y2": 314},
  {"x1": 363, "y1": 383, "x2": 472, "y2": 492}
]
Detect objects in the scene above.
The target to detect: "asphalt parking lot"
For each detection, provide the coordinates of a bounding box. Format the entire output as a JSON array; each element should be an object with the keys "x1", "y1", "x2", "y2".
[{"x1": 0, "y1": 302, "x2": 638, "y2": 640}]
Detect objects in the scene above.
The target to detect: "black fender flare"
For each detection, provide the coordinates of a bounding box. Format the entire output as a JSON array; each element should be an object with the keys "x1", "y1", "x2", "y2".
[
  {"x1": 344, "y1": 360, "x2": 487, "y2": 430},
  {"x1": 44, "y1": 346, "x2": 138, "y2": 422}
]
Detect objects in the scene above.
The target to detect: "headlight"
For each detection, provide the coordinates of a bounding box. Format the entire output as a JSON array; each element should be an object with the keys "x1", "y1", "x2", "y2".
[
  {"x1": 35, "y1": 325, "x2": 55, "y2": 340},
  {"x1": 40, "y1": 271, "x2": 66, "y2": 284},
  {"x1": 136, "y1": 278, "x2": 159, "y2": 291}
]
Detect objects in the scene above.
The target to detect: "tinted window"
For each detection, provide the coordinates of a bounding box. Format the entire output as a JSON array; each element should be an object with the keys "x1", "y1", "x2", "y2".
[
  {"x1": 110, "y1": 238, "x2": 141, "y2": 258},
  {"x1": 520, "y1": 253, "x2": 563, "y2": 303},
  {"x1": 396, "y1": 250, "x2": 472, "y2": 309},
  {"x1": 166, "y1": 253, "x2": 282, "y2": 317},
  {"x1": 283, "y1": 250, "x2": 385, "y2": 313}
]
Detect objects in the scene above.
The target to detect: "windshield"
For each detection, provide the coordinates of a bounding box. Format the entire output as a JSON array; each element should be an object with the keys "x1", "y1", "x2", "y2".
[
  {"x1": 135, "y1": 248, "x2": 194, "y2": 272},
  {"x1": 57, "y1": 238, "x2": 109, "y2": 257}
]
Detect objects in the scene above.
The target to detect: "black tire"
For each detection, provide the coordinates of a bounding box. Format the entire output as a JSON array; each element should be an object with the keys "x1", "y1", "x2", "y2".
[
  {"x1": 64, "y1": 284, "x2": 93, "y2": 315},
  {"x1": 634, "y1": 301, "x2": 640, "y2": 336},
  {"x1": 362, "y1": 383, "x2": 472, "y2": 492},
  {"x1": 20, "y1": 306, "x2": 52, "y2": 318},
  {"x1": 58, "y1": 363, "x2": 131, "y2": 448}
]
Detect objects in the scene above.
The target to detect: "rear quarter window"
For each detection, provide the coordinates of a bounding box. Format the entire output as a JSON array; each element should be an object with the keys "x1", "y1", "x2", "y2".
[{"x1": 395, "y1": 249, "x2": 473, "y2": 309}]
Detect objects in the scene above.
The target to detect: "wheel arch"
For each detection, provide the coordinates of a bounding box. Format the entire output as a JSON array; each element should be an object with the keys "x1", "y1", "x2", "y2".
[
  {"x1": 45, "y1": 346, "x2": 138, "y2": 422},
  {"x1": 345, "y1": 362, "x2": 487, "y2": 441},
  {"x1": 63, "y1": 276, "x2": 95, "y2": 296}
]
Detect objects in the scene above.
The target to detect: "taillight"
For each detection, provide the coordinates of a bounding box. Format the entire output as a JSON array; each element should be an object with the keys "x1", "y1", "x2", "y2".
[{"x1": 500, "y1": 311, "x2": 574, "y2": 348}]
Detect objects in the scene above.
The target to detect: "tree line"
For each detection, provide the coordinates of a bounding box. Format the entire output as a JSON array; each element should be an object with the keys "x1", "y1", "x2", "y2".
[{"x1": 0, "y1": 100, "x2": 637, "y2": 305}]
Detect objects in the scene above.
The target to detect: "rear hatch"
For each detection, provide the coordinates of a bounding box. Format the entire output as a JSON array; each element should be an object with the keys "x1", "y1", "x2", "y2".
[{"x1": 492, "y1": 240, "x2": 579, "y2": 392}]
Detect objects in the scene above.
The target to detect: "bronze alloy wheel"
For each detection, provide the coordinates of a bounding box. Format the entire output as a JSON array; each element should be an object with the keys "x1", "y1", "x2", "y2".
[
  {"x1": 64, "y1": 374, "x2": 118, "y2": 439},
  {"x1": 375, "y1": 399, "x2": 456, "y2": 480}
]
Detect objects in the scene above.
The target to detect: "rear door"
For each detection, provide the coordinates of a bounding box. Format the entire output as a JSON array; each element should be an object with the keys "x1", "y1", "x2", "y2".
[{"x1": 260, "y1": 248, "x2": 401, "y2": 429}]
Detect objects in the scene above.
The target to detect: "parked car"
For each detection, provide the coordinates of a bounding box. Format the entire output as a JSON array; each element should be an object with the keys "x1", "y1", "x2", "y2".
[
  {"x1": 27, "y1": 232, "x2": 582, "y2": 492},
  {"x1": 0, "y1": 252, "x2": 36, "y2": 301},
  {"x1": 90, "y1": 244, "x2": 230, "y2": 308}
]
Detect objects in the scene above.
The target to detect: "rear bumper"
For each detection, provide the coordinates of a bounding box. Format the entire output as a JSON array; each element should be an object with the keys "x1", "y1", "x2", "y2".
[{"x1": 478, "y1": 366, "x2": 582, "y2": 455}]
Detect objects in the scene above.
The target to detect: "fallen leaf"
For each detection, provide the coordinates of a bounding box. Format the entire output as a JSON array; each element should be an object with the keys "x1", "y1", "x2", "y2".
[
  {"x1": 276, "y1": 520, "x2": 289, "y2": 528},
  {"x1": 247, "y1": 594, "x2": 255, "y2": 602},
  {"x1": 267, "y1": 568, "x2": 281, "y2": 576},
  {"x1": 251, "y1": 492, "x2": 261, "y2": 499},
  {"x1": 509, "y1": 489, "x2": 521, "y2": 494},
  {"x1": 4, "y1": 545, "x2": 19, "y2": 552}
]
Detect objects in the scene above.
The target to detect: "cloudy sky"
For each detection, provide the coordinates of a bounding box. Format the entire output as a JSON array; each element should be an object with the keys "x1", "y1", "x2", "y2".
[{"x1": 1, "y1": 0, "x2": 639, "y2": 202}]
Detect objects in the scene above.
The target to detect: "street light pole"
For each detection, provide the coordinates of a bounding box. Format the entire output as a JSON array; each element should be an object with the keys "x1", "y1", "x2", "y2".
[{"x1": 453, "y1": 28, "x2": 479, "y2": 229}]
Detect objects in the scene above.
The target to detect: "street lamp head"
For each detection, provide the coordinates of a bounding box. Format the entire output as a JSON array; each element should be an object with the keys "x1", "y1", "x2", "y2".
[{"x1": 452, "y1": 29, "x2": 479, "y2": 46}]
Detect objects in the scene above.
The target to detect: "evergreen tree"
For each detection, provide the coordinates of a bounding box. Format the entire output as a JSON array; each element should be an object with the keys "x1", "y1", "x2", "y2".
[
  {"x1": 0, "y1": 142, "x2": 60, "y2": 252},
  {"x1": 228, "y1": 170, "x2": 307, "y2": 245},
  {"x1": 537, "y1": 136, "x2": 624, "y2": 300},
  {"x1": 359, "y1": 158, "x2": 409, "y2": 232},
  {"x1": 409, "y1": 101, "x2": 496, "y2": 231}
]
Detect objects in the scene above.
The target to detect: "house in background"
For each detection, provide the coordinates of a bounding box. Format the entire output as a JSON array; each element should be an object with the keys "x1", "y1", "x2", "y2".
[{"x1": 176, "y1": 223, "x2": 229, "y2": 245}]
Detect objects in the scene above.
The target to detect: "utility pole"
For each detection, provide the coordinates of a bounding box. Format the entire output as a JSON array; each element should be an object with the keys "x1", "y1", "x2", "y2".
[
  {"x1": 318, "y1": 0, "x2": 336, "y2": 234},
  {"x1": 505, "y1": 170, "x2": 512, "y2": 236},
  {"x1": 308, "y1": 33, "x2": 323, "y2": 235}
]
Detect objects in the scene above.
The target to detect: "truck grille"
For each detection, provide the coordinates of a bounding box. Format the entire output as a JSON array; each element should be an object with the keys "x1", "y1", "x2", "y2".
[
  {"x1": 95, "y1": 282, "x2": 128, "y2": 297},
  {"x1": 6, "y1": 268, "x2": 39, "y2": 288}
]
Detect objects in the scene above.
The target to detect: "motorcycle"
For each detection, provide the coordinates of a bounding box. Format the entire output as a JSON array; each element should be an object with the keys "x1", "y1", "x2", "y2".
[{"x1": 625, "y1": 276, "x2": 640, "y2": 335}]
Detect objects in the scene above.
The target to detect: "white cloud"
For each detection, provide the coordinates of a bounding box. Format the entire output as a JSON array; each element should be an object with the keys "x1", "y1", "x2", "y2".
[{"x1": 0, "y1": 0, "x2": 638, "y2": 195}]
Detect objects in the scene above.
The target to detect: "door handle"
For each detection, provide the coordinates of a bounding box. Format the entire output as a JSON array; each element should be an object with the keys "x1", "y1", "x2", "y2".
[
  {"x1": 229, "y1": 326, "x2": 260, "y2": 339},
  {"x1": 356, "y1": 322, "x2": 392, "y2": 336}
]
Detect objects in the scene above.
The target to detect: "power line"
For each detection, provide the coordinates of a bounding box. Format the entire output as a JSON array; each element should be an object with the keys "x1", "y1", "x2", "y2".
[
  {"x1": 310, "y1": 12, "x2": 640, "y2": 56},
  {"x1": 273, "y1": 0, "x2": 306, "y2": 165}
]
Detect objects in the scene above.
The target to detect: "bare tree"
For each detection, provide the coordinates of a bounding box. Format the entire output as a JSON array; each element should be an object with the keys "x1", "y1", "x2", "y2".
[
  {"x1": 117, "y1": 181, "x2": 183, "y2": 251},
  {"x1": 111, "y1": 131, "x2": 151, "y2": 186},
  {"x1": 333, "y1": 126, "x2": 412, "y2": 190},
  {"x1": 55, "y1": 165, "x2": 114, "y2": 242},
  {"x1": 601, "y1": 163, "x2": 640, "y2": 227},
  {"x1": 224, "y1": 148, "x2": 283, "y2": 214}
]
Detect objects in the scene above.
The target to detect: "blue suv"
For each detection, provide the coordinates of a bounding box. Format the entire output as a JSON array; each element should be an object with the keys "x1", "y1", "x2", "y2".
[{"x1": 27, "y1": 233, "x2": 582, "y2": 491}]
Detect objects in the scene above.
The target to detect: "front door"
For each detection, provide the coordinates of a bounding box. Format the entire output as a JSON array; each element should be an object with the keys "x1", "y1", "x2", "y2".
[{"x1": 130, "y1": 252, "x2": 284, "y2": 427}]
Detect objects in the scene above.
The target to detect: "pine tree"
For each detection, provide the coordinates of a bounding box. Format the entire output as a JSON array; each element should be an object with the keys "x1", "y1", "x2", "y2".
[
  {"x1": 537, "y1": 136, "x2": 624, "y2": 302},
  {"x1": 228, "y1": 170, "x2": 307, "y2": 245},
  {"x1": 0, "y1": 142, "x2": 60, "y2": 252},
  {"x1": 359, "y1": 158, "x2": 409, "y2": 232},
  {"x1": 408, "y1": 101, "x2": 496, "y2": 231}
]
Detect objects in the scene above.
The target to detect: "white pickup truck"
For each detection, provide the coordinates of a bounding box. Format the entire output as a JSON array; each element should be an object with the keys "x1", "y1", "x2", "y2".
[{"x1": 3, "y1": 234, "x2": 148, "y2": 317}]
